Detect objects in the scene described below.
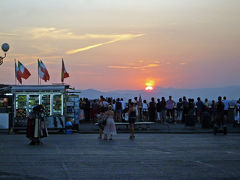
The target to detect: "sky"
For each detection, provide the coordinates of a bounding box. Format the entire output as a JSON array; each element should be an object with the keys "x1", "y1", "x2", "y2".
[{"x1": 0, "y1": 0, "x2": 240, "y2": 91}]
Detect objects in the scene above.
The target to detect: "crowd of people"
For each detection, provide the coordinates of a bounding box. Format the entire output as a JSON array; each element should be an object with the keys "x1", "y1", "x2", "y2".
[
  {"x1": 78, "y1": 95, "x2": 240, "y2": 140},
  {"x1": 79, "y1": 96, "x2": 240, "y2": 123}
]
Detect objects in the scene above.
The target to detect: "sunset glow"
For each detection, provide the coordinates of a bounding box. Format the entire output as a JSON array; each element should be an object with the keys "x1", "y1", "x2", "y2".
[
  {"x1": 145, "y1": 80, "x2": 154, "y2": 91},
  {"x1": 0, "y1": 0, "x2": 239, "y2": 90}
]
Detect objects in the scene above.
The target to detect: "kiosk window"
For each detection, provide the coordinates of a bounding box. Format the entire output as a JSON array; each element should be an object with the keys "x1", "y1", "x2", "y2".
[
  {"x1": 16, "y1": 95, "x2": 27, "y2": 117},
  {"x1": 29, "y1": 95, "x2": 39, "y2": 112},
  {"x1": 42, "y1": 95, "x2": 50, "y2": 116},
  {"x1": 53, "y1": 95, "x2": 62, "y2": 114}
]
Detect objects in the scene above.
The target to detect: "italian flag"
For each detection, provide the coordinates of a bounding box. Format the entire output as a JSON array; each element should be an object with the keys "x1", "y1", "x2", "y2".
[
  {"x1": 18, "y1": 61, "x2": 31, "y2": 79},
  {"x1": 15, "y1": 61, "x2": 22, "y2": 84},
  {"x1": 38, "y1": 59, "x2": 50, "y2": 82},
  {"x1": 61, "y1": 58, "x2": 69, "y2": 82}
]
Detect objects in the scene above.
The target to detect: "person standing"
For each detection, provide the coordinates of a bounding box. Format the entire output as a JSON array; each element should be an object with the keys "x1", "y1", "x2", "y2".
[
  {"x1": 215, "y1": 96, "x2": 225, "y2": 127},
  {"x1": 142, "y1": 100, "x2": 148, "y2": 121},
  {"x1": 182, "y1": 96, "x2": 189, "y2": 123},
  {"x1": 84, "y1": 98, "x2": 90, "y2": 122},
  {"x1": 160, "y1": 97, "x2": 167, "y2": 123},
  {"x1": 148, "y1": 97, "x2": 156, "y2": 122},
  {"x1": 235, "y1": 99, "x2": 240, "y2": 124},
  {"x1": 176, "y1": 98, "x2": 183, "y2": 123},
  {"x1": 138, "y1": 96, "x2": 143, "y2": 121},
  {"x1": 128, "y1": 102, "x2": 137, "y2": 140},
  {"x1": 196, "y1": 97, "x2": 204, "y2": 123},
  {"x1": 115, "y1": 98, "x2": 122, "y2": 122},
  {"x1": 223, "y1": 96, "x2": 230, "y2": 122},
  {"x1": 210, "y1": 100, "x2": 216, "y2": 125},
  {"x1": 92, "y1": 99, "x2": 99, "y2": 123},
  {"x1": 166, "y1": 96, "x2": 176, "y2": 123},
  {"x1": 97, "y1": 108, "x2": 106, "y2": 140},
  {"x1": 156, "y1": 98, "x2": 161, "y2": 122},
  {"x1": 26, "y1": 105, "x2": 48, "y2": 145},
  {"x1": 120, "y1": 98, "x2": 126, "y2": 121},
  {"x1": 103, "y1": 105, "x2": 117, "y2": 140}
]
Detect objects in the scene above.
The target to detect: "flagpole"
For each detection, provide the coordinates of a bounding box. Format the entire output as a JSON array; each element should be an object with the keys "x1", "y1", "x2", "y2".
[
  {"x1": 14, "y1": 59, "x2": 17, "y2": 85},
  {"x1": 61, "y1": 58, "x2": 64, "y2": 84},
  {"x1": 38, "y1": 59, "x2": 39, "y2": 85}
]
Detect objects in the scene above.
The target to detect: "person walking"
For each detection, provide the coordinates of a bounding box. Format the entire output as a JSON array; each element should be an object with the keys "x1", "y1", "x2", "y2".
[
  {"x1": 103, "y1": 105, "x2": 117, "y2": 140},
  {"x1": 128, "y1": 102, "x2": 137, "y2": 140},
  {"x1": 97, "y1": 108, "x2": 106, "y2": 140}
]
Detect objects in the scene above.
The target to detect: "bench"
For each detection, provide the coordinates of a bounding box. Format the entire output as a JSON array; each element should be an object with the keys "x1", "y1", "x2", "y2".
[{"x1": 95, "y1": 122, "x2": 155, "y2": 130}]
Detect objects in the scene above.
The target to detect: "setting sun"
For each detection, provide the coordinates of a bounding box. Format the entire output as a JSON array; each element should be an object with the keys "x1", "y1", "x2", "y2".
[{"x1": 145, "y1": 80, "x2": 155, "y2": 91}]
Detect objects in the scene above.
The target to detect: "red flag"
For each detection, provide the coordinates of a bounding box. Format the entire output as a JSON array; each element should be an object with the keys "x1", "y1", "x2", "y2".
[
  {"x1": 61, "y1": 59, "x2": 69, "y2": 82},
  {"x1": 18, "y1": 61, "x2": 31, "y2": 79},
  {"x1": 15, "y1": 61, "x2": 22, "y2": 84},
  {"x1": 38, "y1": 60, "x2": 50, "y2": 82}
]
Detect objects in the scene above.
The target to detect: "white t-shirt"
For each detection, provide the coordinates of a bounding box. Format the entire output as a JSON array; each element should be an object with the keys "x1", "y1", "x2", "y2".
[
  {"x1": 112, "y1": 103, "x2": 116, "y2": 111},
  {"x1": 101, "y1": 101, "x2": 109, "y2": 108},
  {"x1": 142, "y1": 103, "x2": 148, "y2": 111},
  {"x1": 120, "y1": 101, "x2": 125, "y2": 110},
  {"x1": 223, "y1": 100, "x2": 229, "y2": 110}
]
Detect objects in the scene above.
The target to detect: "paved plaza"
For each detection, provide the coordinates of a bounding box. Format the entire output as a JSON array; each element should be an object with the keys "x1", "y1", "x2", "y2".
[{"x1": 0, "y1": 134, "x2": 240, "y2": 180}]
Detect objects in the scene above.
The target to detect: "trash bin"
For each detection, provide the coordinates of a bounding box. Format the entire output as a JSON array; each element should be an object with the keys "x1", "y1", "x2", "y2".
[{"x1": 65, "y1": 121, "x2": 73, "y2": 134}]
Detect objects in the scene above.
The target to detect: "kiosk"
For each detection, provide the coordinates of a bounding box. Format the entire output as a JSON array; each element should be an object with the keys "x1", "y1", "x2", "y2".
[{"x1": 9, "y1": 85, "x2": 69, "y2": 131}]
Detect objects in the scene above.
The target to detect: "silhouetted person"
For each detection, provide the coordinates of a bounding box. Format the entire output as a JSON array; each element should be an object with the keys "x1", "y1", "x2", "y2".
[
  {"x1": 84, "y1": 98, "x2": 90, "y2": 121},
  {"x1": 160, "y1": 97, "x2": 167, "y2": 123},
  {"x1": 166, "y1": 96, "x2": 176, "y2": 123},
  {"x1": 182, "y1": 96, "x2": 188, "y2": 123},
  {"x1": 215, "y1": 96, "x2": 225, "y2": 127},
  {"x1": 148, "y1": 97, "x2": 156, "y2": 122},
  {"x1": 196, "y1": 97, "x2": 204, "y2": 122},
  {"x1": 156, "y1": 98, "x2": 161, "y2": 121}
]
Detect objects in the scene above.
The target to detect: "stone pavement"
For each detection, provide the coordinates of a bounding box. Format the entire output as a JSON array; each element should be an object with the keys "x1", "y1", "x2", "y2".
[{"x1": 0, "y1": 134, "x2": 240, "y2": 180}]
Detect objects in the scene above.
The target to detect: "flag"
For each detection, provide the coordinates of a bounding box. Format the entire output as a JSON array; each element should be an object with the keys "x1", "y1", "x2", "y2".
[
  {"x1": 61, "y1": 58, "x2": 69, "y2": 82},
  {"x1": 15, "y1": 61, "x2": 22, "y2": 84},
  {"x1": 38, "y1": 59, "x2": 50, "y2": 82},
  {"x1": 18, "y1": 61, "x2": 31, "y2": 79}
]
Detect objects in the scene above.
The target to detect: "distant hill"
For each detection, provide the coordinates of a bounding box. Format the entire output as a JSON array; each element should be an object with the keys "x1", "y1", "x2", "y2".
[{"x1": 78, "y1": 86, "x2": 240, "y2": 101}]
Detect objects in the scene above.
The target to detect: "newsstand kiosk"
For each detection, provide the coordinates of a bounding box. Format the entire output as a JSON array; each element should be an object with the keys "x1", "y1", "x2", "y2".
[{"x1": 10, "y1": 85, "x2": 70, "y2": 132}]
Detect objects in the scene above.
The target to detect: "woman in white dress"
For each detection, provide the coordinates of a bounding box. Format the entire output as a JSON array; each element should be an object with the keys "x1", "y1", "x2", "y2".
[{"x1": 103, "y1": 105, "x2": 117, "y2": 140}]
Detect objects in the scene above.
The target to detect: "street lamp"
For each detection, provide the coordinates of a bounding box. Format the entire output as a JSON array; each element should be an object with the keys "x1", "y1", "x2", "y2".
[{"x1": 0, "y1": 43, "x2": 10, "y2": 65}]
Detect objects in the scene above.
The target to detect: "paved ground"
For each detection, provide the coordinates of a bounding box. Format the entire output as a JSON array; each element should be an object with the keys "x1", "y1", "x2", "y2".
[{"x1": 0, "y1": 134, "x2": 240, "y2": 180}]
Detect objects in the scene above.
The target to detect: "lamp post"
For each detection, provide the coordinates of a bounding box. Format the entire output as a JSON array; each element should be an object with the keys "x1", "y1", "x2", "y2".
[{"x1": 0, "y1": 43, "x2": 10, "y2": 65}]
